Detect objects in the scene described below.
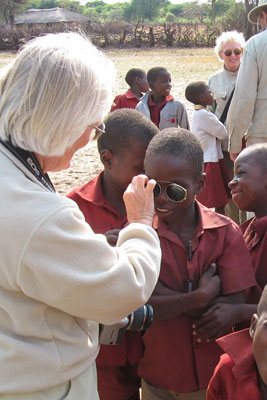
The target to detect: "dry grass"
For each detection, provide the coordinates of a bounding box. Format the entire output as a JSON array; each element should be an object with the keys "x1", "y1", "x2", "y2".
[{"x1": 0, "y1": 47, "x2": 222, "y2": 194}]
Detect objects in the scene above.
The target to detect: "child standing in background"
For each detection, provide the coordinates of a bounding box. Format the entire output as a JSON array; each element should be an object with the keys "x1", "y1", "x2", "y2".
[
  {"x1": 139, "y1": 128, "x2": 255, "y2": 400},
  {"x1": 68, "y1": 109, "x2": 159, "y2": 400},
  {"x1": 185, "y1": 81, "x2": 230, "y2": 215},
  {"x1": 136, "y1": 67, "x2": 189, "y2": 130},
  {"x1": 111, "y1": 68, "x2": 149, "y2": 112}
]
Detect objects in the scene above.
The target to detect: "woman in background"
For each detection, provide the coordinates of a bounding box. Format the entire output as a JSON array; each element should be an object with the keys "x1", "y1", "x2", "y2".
[{"x1": 208, "y1": 31, "x2": 245, "y2": 223}]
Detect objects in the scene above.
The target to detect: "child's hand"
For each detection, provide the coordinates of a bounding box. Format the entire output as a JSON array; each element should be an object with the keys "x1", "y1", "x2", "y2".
[
  {"x1": 192, "y1": 303, "x2": 239, "y2": 342},
  {"x1": 123, "y1": 175, "x2": 156, "y2": 226},
  {"x1": 104, "y1": 229, "x2": 121, "y2": 246},
  {"x1": 197, "y1": 263, "x2": 221, "y2": 305}
]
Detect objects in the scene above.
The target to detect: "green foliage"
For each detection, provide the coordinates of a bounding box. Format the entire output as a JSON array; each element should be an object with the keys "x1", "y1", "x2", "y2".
[
  {"x1": 0, "y1": 0, "x2": 31, "y2": 26},
  {"x1": 217, "y1": 1, "x2": 246, "y2": 32},
  {"x1": 124, "y1": 0, "x2": 170, "y2": 22}
]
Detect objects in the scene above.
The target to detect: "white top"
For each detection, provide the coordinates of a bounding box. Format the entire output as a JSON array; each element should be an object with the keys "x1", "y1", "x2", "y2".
[
  {"x1": 0, "y1": 144, "x2": 161, "y2": 394},
  {"x1": 191, "y1": 108, "x2": 227, "y2": 162},
  {"x1": 227, "y1": 29, "x2": 267, "y2": 152}
]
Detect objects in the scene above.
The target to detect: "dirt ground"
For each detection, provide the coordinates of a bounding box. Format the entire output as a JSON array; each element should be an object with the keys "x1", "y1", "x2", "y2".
[{"x1": 0, "y1": 47, "x2": 221, "y2": 195}]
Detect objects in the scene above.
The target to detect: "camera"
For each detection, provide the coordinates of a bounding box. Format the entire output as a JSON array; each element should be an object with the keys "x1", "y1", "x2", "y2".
[{"x1": 99, "y1": 304, "x2": 153, "y2": 345}]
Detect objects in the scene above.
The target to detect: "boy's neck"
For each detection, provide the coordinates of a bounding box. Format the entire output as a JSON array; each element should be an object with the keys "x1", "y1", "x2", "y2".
[
  {"x1": 102, "y1": 173, "x2": 126, "y2": 218},
  {"x1": 129, "y1": 85, "x2": 142, "y2": 100},
  {"x1": 163, "y1": 203, "x2": 198, "y2": 247},
  {"x1": 194, "y1": 104, "x2": 207, "y2": 110},
  {"x1": 151, "y1": 92, "x2": 166, "y2": 105},
  {"x1": 258, "y1": 369, "x2": 267, "y2": 400}
]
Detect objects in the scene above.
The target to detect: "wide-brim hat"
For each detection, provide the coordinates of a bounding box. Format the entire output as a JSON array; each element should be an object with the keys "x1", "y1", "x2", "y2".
[{"x1": 248, "y1": 0, "x2": 267, "y2": 23}]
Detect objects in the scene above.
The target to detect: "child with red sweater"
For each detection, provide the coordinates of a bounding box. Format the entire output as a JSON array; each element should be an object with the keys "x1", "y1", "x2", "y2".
[
  {"x1": 207, "y1": 284, "x2": 267, "y2": 400},
  {"x1": 139, "y1": 128, "x2": 255, "y2": 399},
  {"x1": 68, "y1": 109, "x2": 159, "y2": 400},
  {"x1": 111, "y1": 68, "x2": 149, "y2": 112}
]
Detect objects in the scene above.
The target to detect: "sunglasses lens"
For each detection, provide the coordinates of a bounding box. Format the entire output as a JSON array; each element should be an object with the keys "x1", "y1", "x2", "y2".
[
  {"x1": 153, "y1": 183, "x2": 161, "y2": 198},
  {"x1": 224, "y1": 49, "x2": 242, "y2": 56},
  {"x1": 234, "y1": 49, "x2": 242, "y2": 55},
  {"x1": 166, "y1": 184, "x2": 186, "y2": 202}
]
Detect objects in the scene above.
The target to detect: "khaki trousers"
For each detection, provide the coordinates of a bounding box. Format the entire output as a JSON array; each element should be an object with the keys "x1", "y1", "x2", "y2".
[
  {"x1": 141, "y1": 379, "x2": 206, "y2": 400},
  {"x1": 0, "y1": 364, "x2": 99, "y2": 400}
]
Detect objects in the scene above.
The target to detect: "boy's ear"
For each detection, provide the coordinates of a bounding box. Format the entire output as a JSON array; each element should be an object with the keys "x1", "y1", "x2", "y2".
[
  {"x1": 249, "y1": 314, "x2": 258, "y2": 338},
  {"x1": 100, "y1": 149, "x2": 113, "y2": 168},
  {"x1": 195, "y1": 173, "x2": 206, "y2": 195},
  {"x1": 199, "y1": 93, "x2": 204, "y2": 102}
]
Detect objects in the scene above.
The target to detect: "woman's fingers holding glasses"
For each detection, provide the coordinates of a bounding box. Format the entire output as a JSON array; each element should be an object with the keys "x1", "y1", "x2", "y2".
[{"x1": 123, "y1": 175, "x2": 156, "y2": 226}]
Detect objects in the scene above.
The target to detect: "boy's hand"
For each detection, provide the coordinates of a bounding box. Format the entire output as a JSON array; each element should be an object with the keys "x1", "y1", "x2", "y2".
[
  {"x1": 192, "y1": 303, "x2": 239, "y2": 342},
  {"x1": 104, "y1": 229, "x2": 120, "y2": 246},
  {"x1": 198, "y1": 263, "x2": 221, "y2": 305},
  {"x1": 123, "y1": 175, "x2": 156, "y2": 226}
]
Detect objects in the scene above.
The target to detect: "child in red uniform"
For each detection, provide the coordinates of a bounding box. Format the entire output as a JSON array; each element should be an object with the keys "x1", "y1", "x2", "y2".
[
  {"x1": 68, "y1": 109, "x2": 159, "y2": 400},
  {"x1": 111, "y1": 68, "x2": 149, "y2": 112},
  {"x1": 207, "y1": 284, "x2": 267, "y2": 400},
  {"x1": 138, "y1": 128, "x2": 256, "y2": 399},
  {"x1": 185, "y1": 81, "x2": 230, "y2": 215},
  {"x1": 136, "y1": 67, "x2": 189, "y2": 131}
]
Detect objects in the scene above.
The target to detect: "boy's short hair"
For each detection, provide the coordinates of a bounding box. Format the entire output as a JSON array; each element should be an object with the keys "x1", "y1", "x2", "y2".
[
  {"x1": 97, "y1": 108, "x2": 158, "y2": 153},
  {"x1": 125, "y1": 68, "x2": 146, "y2": 86},
  {"x1": 185, "y1": 81, "x2": 208, "y2": 105},
  {"x1": 257, "y1": 285, "x2": 267, "y2": 316},
  {"x1": 241, "y1": 143, "x2": 267, "y2": 173},
  {"x1": 145, "y1": 128, "x2": 204, "y2": 180},
  {"x1": 147, "y1": 67, "x2": 168, "y2": 84}
]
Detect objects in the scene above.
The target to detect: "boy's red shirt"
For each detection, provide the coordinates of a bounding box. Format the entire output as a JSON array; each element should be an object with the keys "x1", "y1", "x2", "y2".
[
  {"x1": 207, "y1": 329, "x2": 262, "y2": 400},
  {"x1": 111, "y1": 89, "x2": 140, "y2": 112},
  {"x1": 138, "y1": 202, "x2": 256, "y2": 393},
  {"x1": 67, "y1": 172, "x2": 143, "y2": 366},
  {"x1": 241, "y1": 216, "x2": 267, "y2": 303},
  {"x1": 148, "y1": 93, "x2": 174, "y2": 127}
]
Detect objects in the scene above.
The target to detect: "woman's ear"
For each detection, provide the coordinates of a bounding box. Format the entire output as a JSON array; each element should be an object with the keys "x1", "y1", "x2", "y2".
[
  {"x1": 100, "y1": 149, "x2": 113, "y2": 168},
  {"x1": 195, "y1": 173, "x2": 206, "y2": 195},
  {"x1": 250, "y1": 314, "x2": 258, "y2": 338}
]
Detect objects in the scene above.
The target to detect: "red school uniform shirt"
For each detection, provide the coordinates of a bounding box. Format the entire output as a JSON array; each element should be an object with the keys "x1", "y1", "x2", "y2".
[
  {"x1": 241, "y1": 216, "x2": 267, "y2": 304},
  {"x1": 111, "y1": 89, "x2": 140, "y2": 112},
  {"x1": 207, "y1": 329, "x2": 262, "y2": 400},
  {"x1": 67, "y1": 172, "x2": 143, "y2": 366},
  {"x1": 148, "y1": 94, "x2": 174, "y2": 128},
  {"x1": 138, "y1": 201, "x2": 256, "y2": 393}
]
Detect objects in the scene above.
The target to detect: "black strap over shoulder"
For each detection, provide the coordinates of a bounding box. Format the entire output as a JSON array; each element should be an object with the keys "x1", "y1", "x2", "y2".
[
  {"x1": 0, "y1": 138, "x2": 55, "y2": 192},
  {"x1": 219, "y1": 87, "x2": 235, "y2": 124}
]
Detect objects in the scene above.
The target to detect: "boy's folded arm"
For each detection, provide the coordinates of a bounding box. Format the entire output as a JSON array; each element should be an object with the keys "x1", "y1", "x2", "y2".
[
  {"x1": 149, "y1": 266, "x2": 220, "y2": 320},
  {"x1": 192, "y1": 291, "x2": 257, "y2": 341}
]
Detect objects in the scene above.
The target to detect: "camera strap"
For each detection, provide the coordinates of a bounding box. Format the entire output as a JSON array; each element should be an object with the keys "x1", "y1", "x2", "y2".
[{"x1": 0, "y1": 138, "x2": 55, "y2": 192}]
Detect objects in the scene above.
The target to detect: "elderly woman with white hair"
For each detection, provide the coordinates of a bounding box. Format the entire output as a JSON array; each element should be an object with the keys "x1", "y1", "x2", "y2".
[
  {"x1": 0, "y1": 33, "x2": 161, "y2": 399},
  {"x1": 208, "y1": 30, "x2": 245, "y2": 224}
]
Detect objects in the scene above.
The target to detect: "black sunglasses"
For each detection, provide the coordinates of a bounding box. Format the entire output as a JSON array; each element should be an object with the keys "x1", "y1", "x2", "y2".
[
  {"x1": 90, "y1": 123, "x2": 105, "y2": 141},
  {"x1": 153, "y1": 181, "x2": 187, "y2": 203},
  {"x1": 224, "y1": 49, "x2": 242, "y2": 57}
]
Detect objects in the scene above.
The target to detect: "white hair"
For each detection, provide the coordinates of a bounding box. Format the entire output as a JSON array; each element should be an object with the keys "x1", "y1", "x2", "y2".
[
  {"x1": 214, "y1": 31, "x2": 245, "y2": 61},
  {"x1": 0, "y1": 32, "x2": 116, "y2": 156}
]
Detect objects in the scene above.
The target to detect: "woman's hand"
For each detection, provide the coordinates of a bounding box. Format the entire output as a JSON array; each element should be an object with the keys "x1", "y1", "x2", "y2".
[{"x1": 123, "y1": 175, "x2": 156, "y2": 226}]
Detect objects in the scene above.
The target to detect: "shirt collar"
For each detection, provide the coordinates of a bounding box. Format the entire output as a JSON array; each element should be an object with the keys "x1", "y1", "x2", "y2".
[
  {"x1": 125, "y1": 89, "x2": 139, "y2": 99},
  {"x1": 216, "y1": 329, "x2": 255, "y2": 380},
  {"x1": 153, "y1": 200, "x2": 230, "y2": 234}
]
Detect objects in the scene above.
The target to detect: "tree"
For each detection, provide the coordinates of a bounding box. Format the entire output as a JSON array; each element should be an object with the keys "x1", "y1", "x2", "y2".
[
  {"x1": 0, "y1": 0, "x2": 31, "y2": 27},
  {"x1": 124, "y1": 0, "x2": 170, "y2": 22}
]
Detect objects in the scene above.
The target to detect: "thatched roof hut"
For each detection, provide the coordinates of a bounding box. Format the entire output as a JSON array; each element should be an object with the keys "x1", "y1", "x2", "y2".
[{"x1": 14, "y1": 7, "x2": 89, "y2": 27}]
